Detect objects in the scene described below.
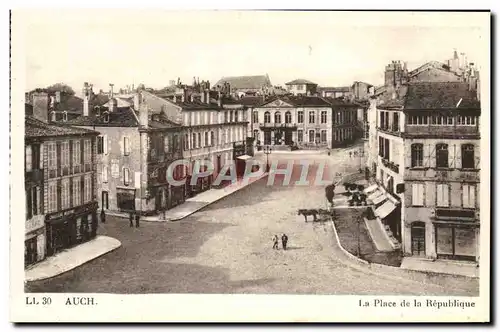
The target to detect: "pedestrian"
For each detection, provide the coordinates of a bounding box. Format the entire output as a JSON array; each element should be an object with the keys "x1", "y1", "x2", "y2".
[
  {"x1": 135, "y1": 214, "x2": 140, "y2": 228},
  {"x1": 272, "y1": 234, "x2": 279, "y2": 250},
  {"x1": 100, "y1": 209, "x2": 106, "y2": 223},
  {"x1": 281, "y1": 233, "x2": 288, "y2": 250},
  {"x1": 349, "y1": 151, "x2": 352, "y2": 158},
  {"x1": 129, "y1": 213, "x2": 134, "y2": 228}
]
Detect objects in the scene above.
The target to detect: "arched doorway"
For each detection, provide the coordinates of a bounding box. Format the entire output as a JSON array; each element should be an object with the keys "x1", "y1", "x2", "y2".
[{"x1": 411, "y1": 221, "x2": 426, "y2": 257}]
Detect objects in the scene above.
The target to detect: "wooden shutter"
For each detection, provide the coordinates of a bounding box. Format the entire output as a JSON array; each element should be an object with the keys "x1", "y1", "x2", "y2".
[
  {"x1": 448, "y1": 144, "x2": 455, "y2": 169},
  {"x1": 424, "y1": 144, "x2": 433, "y2": 168},
  {"x1": 456, "y1": 144, "x2": 463, "y2": 169},
  {"x1": 56, "y1": 142, "x2": 61, "y2": 177}
]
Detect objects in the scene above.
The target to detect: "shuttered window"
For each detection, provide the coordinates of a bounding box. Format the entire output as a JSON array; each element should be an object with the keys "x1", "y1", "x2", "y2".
[{"x1": 411, "y1": 183, "x2": 425, "y2": 206}]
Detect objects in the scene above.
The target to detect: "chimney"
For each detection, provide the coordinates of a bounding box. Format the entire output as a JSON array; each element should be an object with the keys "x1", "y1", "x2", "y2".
[
  {"x1": 181, "y1": 89, "x2": 185, "y2": 103},
  {"x1": 139, "y1": 103, "x2": 149, "y2": 128},
  {"x1": 217, "y1": 91, "x2": 222, "y2": 107},
  {"x1": 32, "y1": 92, "x2": 49, "y2": 123},
  {"x1": 201, "y1": 90, "x2": 205, "y2": 104},
  {"x1": 109, "y1": 83, "x2": 114, "y2": 99},
  {"x1": 55, "y1": 91, "x2": 61, "y2": 103},
  {"x1": 83, "y1": 90, "x2": 90, "y2": 117},
  {"x1": 134, "y1": 92, "x2": 140, "y2": 110},
  {"x1": 190, "y1": 93, "x2": 194, "y2": 103}
]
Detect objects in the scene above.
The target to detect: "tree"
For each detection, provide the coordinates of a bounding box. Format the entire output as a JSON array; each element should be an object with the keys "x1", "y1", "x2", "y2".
[{"x1": 46, "y1": 83, "x2": 75, "y2": 95}]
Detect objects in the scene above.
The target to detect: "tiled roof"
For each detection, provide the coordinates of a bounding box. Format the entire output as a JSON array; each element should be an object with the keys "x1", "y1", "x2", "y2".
[
  {"x1": 318, "y1": 86, "x2": 351, "y2": 92},
  {"x1": 404, "y1": 82, "x2": 479, "y2": 110},
  {"x1": 323, "y1": 97, "x2": 358, "y2": 107},
  {"x1": 215, "y1": 75, "x2": 271, "y2": 90},
  {"x1": 285, "y1": 79, "x2": 317, "y2": 85},
  {"x1": 221, "y1": 96, "x2": 264, "y2": 106},
  {"x1": 25, "y1": 116, "x2": 98, "y2": 138},
  {"x1": 63, "y1": 107, "x2": 140, "y2": 127}
]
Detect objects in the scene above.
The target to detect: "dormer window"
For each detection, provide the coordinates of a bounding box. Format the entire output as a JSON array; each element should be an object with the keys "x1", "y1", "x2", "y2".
[
  {"x1": 62, "y1": 111, "x2": 68, "y2": 122},
  {"x1": 103, "y1": 111, "x2": 110, "y2": 123},
  {"x1": 50, "y1": 111, "x2": 56, "y2": 122},
  {"x1": 94, "y1": 106, "x2": 101, "y2": 117}
]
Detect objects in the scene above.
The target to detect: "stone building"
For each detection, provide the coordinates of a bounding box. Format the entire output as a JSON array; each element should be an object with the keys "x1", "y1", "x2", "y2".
[
  {"x1": 25, "y1": 92, "x2": 100, "y2": 266},
  {"x1": 368, "y1": 82, "x2": 481, "y2": 263},
  {"x1": 285, "y1": 79, "x2": 318, "y2": 96}
]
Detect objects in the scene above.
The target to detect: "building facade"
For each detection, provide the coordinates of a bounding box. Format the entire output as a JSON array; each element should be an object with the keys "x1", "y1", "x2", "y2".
[
  {"x1": 370, "y1": 82, "x2": 481, "y2": 263},
  {"x1": 26, "y1": 93, "x2": 100, "y2": 266},
  {"x1": 285, "y1": 79, "x2": 318, "y2": 96}
]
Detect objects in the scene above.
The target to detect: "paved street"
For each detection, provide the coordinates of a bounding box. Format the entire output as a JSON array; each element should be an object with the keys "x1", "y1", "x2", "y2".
[{"x1": 26, "y1": 147, "x2": 478, "y2": 295}]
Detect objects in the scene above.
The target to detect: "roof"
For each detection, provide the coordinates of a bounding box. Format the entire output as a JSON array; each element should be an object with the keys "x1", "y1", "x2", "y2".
[
  {"x1": 25, "y1": 116, "x2": 98, "y2": 138},
  {"x1": 318, "y1": 86, "x2": 351, "y2": 92},
  {"x1": 215, "y1": 75, "x2": 271, "y2": 90},
  {"x1": 221, "y1": 96, "x2": 264, "y2": 106},
  {"x1": 285, "y1": 79, "x2": 317, "y2": 86},
  {"x1": 404, "y1": 82, "x2": 480, "y2": 110},
  {"x1": 25, "y1": 103, "x2": 33, "y2": 116},
  {"x1": 323, "y1": 97, "x2": 359, "y2": 107},
  {"x1": 63, "y1": 107, "x2": 139, "y2": 127},
  {"x1": 54, "y1": 94, "x2": 83, "y2": 112},
  {"x1": 259, "y1": 96, "x2": 332, "y2": 108}
]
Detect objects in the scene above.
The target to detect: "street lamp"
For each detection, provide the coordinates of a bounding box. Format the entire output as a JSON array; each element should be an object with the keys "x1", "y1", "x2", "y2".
[{"x1": 263, "y1": 145, "x2": 272, "y2": 172}]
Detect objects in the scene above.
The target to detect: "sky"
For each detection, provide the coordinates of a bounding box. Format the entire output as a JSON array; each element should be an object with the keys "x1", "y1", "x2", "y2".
[{"x1": 19, "y1": 10, "x2": 488, "y2": 96}]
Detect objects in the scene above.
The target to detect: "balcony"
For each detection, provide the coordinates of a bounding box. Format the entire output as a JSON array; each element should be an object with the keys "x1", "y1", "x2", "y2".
[
  {"x1": 259, "y1": 122, "x2": 297, "y2": 129},
  {"x1": 404, "y1": 124, "x2": 479, "y2": 138},
  {"x1": 377, "y1": 126, "x2": 401, "y2": 137},
  {"x1": 381, "y1": 158, "x2": 399, "y2": 174}
]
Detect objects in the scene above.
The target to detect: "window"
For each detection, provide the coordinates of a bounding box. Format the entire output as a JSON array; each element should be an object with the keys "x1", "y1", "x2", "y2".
[
  {"x1": 123, "y1": 137, "x2": 130, "y2": 156},
  {"x1": 309, "y1": 130, "x2": 315, "y2": 143},
  {"x1": 274, "y1": 112, "x2": 281, "y2": 123},
  {"x1": 48, "y1": 181, "x2": 58, "y2": 212},
  {"x1": 298, "y1": 130, "x2": 303, "y2": 143},
  {"x1": 462, "y1": 184, "x2": 476, "y2": 208},
  {"x1": 253, "y1": 111, "x2": 258, "y2": 123},
  {"x1": 103, "y1": 112, "x2": 109, "y2": 123},
  {"x1": 60, "y1": 141, "x2": 70, "y2": 167},
  {"x1": 253, "y1": 130, "x2": 259, "y2": 141},
  {"x1": 298, "y1": 111, "x2": 304, "y2": 123},
  {"x1": 264, "y1": 111, "x2": 271, "y2": 123},
  {"x1": 50, "y1": 111, "x2": 56, "y2": 122},
  {"x1": 234, "y1": 111, "x2": 239, "y2": 122},
  {"x1": 72, "y1": 140, "x2": 81, "y2": 166},
  {"x1": 297, "y1": 84, "x2": 304, "y2": 90},
  {"x1": 61, "y1": 179, "x2": 70, "y2": 209},
  {"x1": 123, "y1": 168, "x2": 130, "y2": 186},
  {"x1": 230, "y1": 111, "x2": 234, "y2": 122},
  {"x1": 309, "y1": 111, "x2": 315, "y2": 124},
  {"x1": 62, "y1": 111, "x2": 68, "y2": 122},
  {"x1": 197, "y1": 133, "x2": 201, "y2": 147},
  {"x1": 173, "y1": 135, "x2": 179, "y2": 151},
  {"x1": 164, "y1": 136, "x2": 170, "y2": 153},
  {"x1": 192, "y1": 133, "x2": 197, "y2": 149},
  {"x1": 321, "y1": 111, "x2": 327, "y2": 124},
  {"x1": 411, "y1": 183, "x2": 425, "y2": 206},
  {"x1": 411, "y1": 143, "x2": 424, "y2": 168},
  {"x1": 436, "y1": 143, "x2": 449, "y2": 168},
  {"x1": 210, "y1": 131, "x2": 215, "y2": 146},
  {"x1": 84, "y1": 175, "x2": 92, "y2": 203},
  {"x1": 393, "y1": 113, "x2": 399, "y2": 131},
  {"x1": 225, "y1": 129, "x2": 229, "y2": 144},
  {"x1": 285, "y1": 111, "x2": 292, "y2": 123},
  {"x1": 83, "y1": 139, "x2": 91, "y2": 164},
  {"x1": 224, "y1": 111, "x2": 228, "y2": 123},
  {"x1": 184, "y1": 134, "x2": 189, "y2": 150},
  {"x1": 378, "y1": 137, "x2": 383, "y2": 157},
  {"x1": 436, "y1": 184, "x2": 449, "y2": 207},
  {"x1": 25, "y1": 145, "x2": 32, "y2": 171},
  {"x1": 320, "y1": 130, "x2": 327, "y2": 143},
  {"x1": 102, "y1": 165, "x2": 108, "y2": 183},
  {"x1": 384, "y1": 138, "x2": 390, "y2": 160},
  {"x1": 97, "y1": 136, "x2": 104, "y2": 154},
  {"x1": 461, "y1": 144, "x2": 475, "y2": 169},
  {"x1": 457, "y1": 115, "x2": 477, "y2": 126},
  {"x1": 204, "y1": 132, "x2": 209, "y2": 147},
  {"x1": 47, "y1": 142, "x2": 57, "y2": 169},
  {"x1": 408, "y1": 115, "x2": 429, "y2": 125}
]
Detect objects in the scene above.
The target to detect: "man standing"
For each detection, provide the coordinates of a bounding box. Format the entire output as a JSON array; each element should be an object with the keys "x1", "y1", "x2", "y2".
[
  {"x1": 100, "y1": 209, "x2": 106, "y2": 223},
  {"x1": 272, "y1": 234, "x2": 279, "y2": 250},
  {"x1": 281, "y1": 234, "x2": 288, "y2": 250},
  {"x1": 129, "y1": 213, "x2": 134, "y2": 228}
]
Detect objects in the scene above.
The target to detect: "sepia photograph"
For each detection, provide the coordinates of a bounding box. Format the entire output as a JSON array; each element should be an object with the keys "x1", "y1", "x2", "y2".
[{"x1": 10, "y1": 9, "x2": 490, "y2": 322}]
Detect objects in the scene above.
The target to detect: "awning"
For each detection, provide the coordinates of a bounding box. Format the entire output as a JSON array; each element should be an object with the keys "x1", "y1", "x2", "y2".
[
  {"x1": 237, "y1": 155, "x2": 252, "y2": 160},
  {"x1": 364, "y1": 184, "x2": 378, "y2": 194},
  {"x1": 367, "y1": 190, "x2": 383, "y2": 201},
  {"x1": 372, "y1": 194, "x2": 386, "y2": 206},
  {"x1": 375, "y1": 200, "x2": 397, "y2": 219}
]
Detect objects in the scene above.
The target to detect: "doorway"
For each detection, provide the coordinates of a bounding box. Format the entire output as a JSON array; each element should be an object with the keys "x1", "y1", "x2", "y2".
[
  {"x1": 285, "y1": 130, "x2": 293, "y2": 145},
  {"x1": 411, "y1": 222, "x2": 426, "y2": 257}
]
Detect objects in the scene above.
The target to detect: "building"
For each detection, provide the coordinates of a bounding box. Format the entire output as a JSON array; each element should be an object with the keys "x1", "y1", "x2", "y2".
[
  {"x1": 318, "y1": 86, "x2": 351, "y2": 99},
  {"x1": 214, "y1": 74, "x2": 272, "y2": 97},
  {"x1": 60, "y1": 84, "x2": 185, "y2": 216},
  {"x1": 369, "y1": 82, "x2": 481, "y2": 263},
  {"x1": 285, "y1": 79, "x2": 318, "y2": 96},
  {"x1": 141, "y1": 84, "x2": 249, "y2": 192},
  {"x1": 351, "y1": 81, "x2": 374, "y2": 101},
  {"x1": 25, "y1": 92, "x2": 100, "y2": 266},
  {"x1": 249, "y1": 96, "x2": 359, "y2": 150}
]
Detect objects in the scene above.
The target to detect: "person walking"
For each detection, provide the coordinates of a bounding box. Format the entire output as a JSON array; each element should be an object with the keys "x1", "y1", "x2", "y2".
[
  {"x1": 100, "y1": 209, "x2": 106, "y2": 223},
  {"x1": 281, "y1": 233, "x2": 288, "y2": 250},
  {"x1": 129, "y1": 213, "x2": 134, "y2": 228},
  {"x1": 135, "y1": 214, "x2": 140, "y2": 228},
  {"x1": 272, "y1": 234, "x2": 279, "y2": 250}
]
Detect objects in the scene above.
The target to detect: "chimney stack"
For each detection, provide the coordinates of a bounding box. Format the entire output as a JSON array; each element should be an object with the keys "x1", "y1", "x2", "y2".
[
  {"x1": 181, "y1": 89, "x2": 185, "y2": 103},
  {"x1": 139, "y1": 103, "x2": 149, "y2": 128},
  {"x1": 134, "y1": 92, "x2": 140, "y2": 110},
  {"x1": 109, "y1": 83, "x2": 114, "y2": 99},
  {"x1": 217, "y1": 91, "x2": 222, "y2": 107},
  {"x1": 83, "y1": 83, "x2": 90, "y2": 117},
  {"x1": 32, "y1": 92, "x2": 50, "y2": 123}
]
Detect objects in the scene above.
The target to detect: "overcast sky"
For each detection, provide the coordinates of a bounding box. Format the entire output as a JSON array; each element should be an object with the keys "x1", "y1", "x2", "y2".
[{"x1": 20, "y1": 10, "x2": 488, "y2": 96}]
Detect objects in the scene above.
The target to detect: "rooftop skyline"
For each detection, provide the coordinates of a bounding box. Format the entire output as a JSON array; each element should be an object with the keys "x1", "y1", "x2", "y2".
[{"x1": 19, "y1": 10, "x2": 487, "y2": 96}]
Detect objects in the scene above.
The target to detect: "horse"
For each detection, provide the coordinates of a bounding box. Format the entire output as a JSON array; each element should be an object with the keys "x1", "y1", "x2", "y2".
[{"x1": 297, "y1": 209, "x2": 319, "y2": 222}]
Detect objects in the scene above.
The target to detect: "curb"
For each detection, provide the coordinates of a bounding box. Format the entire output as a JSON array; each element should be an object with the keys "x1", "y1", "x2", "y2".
[
  {"x1": 25, "y1": 236, "x2": 122, "y2": 282},
  {"x1": 362, "y1": 217, "x2": 394, "y2": 252},
  {"x1": 329, "y1": 218, "x2": 369, "y2": 266}
]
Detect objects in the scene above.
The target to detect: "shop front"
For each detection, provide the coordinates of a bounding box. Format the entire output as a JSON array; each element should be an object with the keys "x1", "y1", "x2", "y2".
[
  {"x1": 117, "y1": 188, "x2": 136, "y2": 213},
  {"x1": 25, "y1": 215, "x2": 45, "y2": 267},
  {"x1": 44, "y1": 202, "x2": 98, "y2": 257},
  {"x1": 233, "y1": 142, "x2": 250, "y2": 178},
  {"x1": 434, "y1": 221, "x2": 479, "y2": 262}
]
